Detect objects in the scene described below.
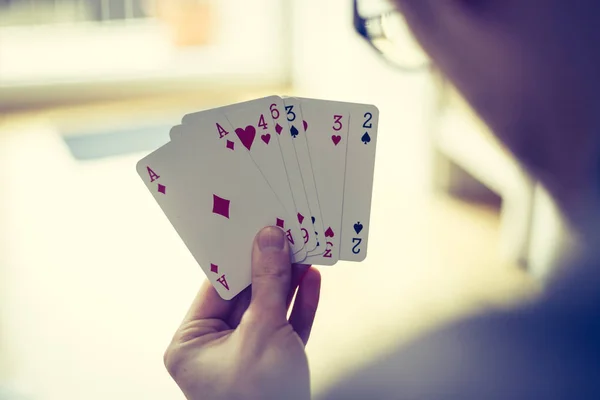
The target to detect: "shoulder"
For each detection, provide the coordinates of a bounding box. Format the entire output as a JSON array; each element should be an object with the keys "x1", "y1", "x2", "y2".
[{"x1": 320, "y1": 292, "x2": 600, "y2": 400}]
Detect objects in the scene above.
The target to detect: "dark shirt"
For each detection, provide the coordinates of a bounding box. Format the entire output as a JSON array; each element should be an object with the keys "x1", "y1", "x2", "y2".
[{"x1": 324, "y1": 262, "x2": 600, "y2": 399}]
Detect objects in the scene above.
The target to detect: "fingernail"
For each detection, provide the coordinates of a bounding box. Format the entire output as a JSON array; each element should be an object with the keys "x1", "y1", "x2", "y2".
[{"x1": 258, "y1": 226, "x2": 286, "y2": 251}]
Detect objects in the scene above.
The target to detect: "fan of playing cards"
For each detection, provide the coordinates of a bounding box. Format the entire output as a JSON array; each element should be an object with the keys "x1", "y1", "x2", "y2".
[{"x1": 137, "y1": 96, "x2": 379, "y2": 299}]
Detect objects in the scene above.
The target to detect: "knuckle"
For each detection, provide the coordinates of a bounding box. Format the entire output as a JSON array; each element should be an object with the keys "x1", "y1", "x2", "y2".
[
  {"x1": 254, "y1": 251, "x2": 289, "y2": 280},
  {"x1": 176, "y1": 318, "x2": 229, "y2": 343},
  {"x1": 163, "y1": 343, "x2": 180, "y2": 376},
  {"x1": 163, "y1": 343, "x2": 191, "y2": 383}
]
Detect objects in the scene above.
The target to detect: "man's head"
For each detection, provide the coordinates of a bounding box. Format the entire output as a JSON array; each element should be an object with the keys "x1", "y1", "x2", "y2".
[{"x1": 395, "y1": 0, "x2": 600, "y2": 218}]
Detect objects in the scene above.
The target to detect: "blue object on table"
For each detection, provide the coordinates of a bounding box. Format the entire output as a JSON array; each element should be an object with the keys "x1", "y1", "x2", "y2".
[{"x1": 63, "y1": 124, "x2": 171, "y2": 160}]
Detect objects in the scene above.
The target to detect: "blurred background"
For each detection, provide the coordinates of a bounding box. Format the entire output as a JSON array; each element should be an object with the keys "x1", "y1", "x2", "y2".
[{"x1": 0, "y1": 0, "x2": 561, "y2": 398}]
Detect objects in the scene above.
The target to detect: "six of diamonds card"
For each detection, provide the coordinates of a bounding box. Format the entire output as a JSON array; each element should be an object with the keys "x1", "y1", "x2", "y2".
[{"x1": 137, "y1": 96, "x2": 379, "y2": 299}]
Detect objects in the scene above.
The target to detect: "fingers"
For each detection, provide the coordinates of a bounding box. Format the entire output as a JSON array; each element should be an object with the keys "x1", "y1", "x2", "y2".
[
  {"x1": 181, "y1": 279, "x2": 235, "y2": 324},
  {"x1": 228, "y1": 264, "x2": 309, "y2": 328},
  {"x1": 289, "y1": 267, "x2": 321, "y2": 345},
  {"x1": 247, "y1": 226, "x2": 292, "y2": 324},
  {"x1": 180, "y1": 228, "x2": 302, "y2": 330},
  {"x1": 226, "y1": 286, "x2": 252, "y2": 327},
  {"x1": 286, "y1": 264, "x2": 311, "y2": 309}
]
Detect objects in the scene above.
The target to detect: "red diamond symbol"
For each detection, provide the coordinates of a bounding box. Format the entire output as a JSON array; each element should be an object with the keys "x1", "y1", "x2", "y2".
[
  {"x1": 157, "y1": 184, "x2": 166, "y2": 194},
  {"x1": 226, "y1": 140, "x2": 234, "y2": 150},
  {"x1": 212, "y1": 194, "x2": 230, "y2": 219},
  {"x1": 275, "y1": 123, "x2": 282, "y2": 135},
  {"x1": 297, "y1": 213, "x2": 304, "y2": 224},
  {"x1": 210, "y1": 263, "x2": 219, "y2": 274},
  {"x1": 276, "y1": 218, "x2": 284, "y2": 228}
]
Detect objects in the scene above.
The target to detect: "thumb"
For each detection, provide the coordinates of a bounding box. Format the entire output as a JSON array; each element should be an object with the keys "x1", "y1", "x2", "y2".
[{"x1": 247, "y1": 226, "x2": 292, "y2": 324}]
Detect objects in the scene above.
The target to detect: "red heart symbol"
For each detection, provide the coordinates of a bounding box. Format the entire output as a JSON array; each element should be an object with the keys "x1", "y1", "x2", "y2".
[
  {"x1": 303, "y1": 120, "x2": 308, "y2": 131},
  {"x1": 324, "y1": 227, "x2": 334, "y2": 237},
  {"x1": 235, "y1": 125, "x2": 256, "y2": 151},
  {"x1": 297, "y1": 213, "x2": 304, "y2": 224},
  {"x1": 261, "y1": 134, "x2": 271, "y2": 144},
  {"x1": 331, "y1": 135, "x2": 341, "y2": 146}
]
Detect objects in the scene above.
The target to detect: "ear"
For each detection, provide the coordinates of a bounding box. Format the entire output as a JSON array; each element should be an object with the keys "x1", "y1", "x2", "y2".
[
  {"x1": 394, "y1": 0, "x2": 439, "y2": 34},
  {"x1": 393, "y1": 0, "x2": 496, "y2": 67},
  {"x1": 393, "y1": 1, "x2": 462, "y2": 50},
  {"x1": 391, "y1": 1, "x2": 449, "y2": 74},
  {"x1": 394, "y1": 0, "x2": 489, "y2": 34}
]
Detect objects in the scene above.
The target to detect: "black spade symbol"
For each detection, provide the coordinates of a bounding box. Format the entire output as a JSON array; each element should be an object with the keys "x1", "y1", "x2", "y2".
[
  {"x1": 290, "y1": 125, "x2": 299, "y2": 138},
  {"x1": 361, "y1": 132, "x2": 371, "y2": 144},
  {"x1": 353, "y1": 222, "x2": 364, "y2": 234}
]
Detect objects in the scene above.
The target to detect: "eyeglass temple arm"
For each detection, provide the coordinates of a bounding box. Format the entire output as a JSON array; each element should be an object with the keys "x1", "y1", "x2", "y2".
[{"x1": 353, "y1": 0, "x2": 369, "y2": 38}]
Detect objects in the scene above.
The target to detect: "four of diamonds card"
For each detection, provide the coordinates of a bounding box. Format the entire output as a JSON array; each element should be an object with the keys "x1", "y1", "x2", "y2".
[{"x1": 137, "y1": 96, "x2": 379, "y2": 299}]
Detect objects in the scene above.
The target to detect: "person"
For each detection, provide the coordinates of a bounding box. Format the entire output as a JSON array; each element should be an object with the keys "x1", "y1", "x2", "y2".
[{"x1": 162, "y1": 1, "x2": 600, "y2": 398}]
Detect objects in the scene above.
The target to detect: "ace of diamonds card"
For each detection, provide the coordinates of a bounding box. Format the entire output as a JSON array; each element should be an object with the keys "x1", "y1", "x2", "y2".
[{"x1": 136, "y1": 115, "x2": 300, "y2": 300}]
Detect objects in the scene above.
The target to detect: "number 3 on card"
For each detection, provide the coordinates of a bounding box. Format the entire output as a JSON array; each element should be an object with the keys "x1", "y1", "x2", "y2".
[
  {"x1": 333, "y1": 115, "x2": 343, "y2": 131},
  {"x1": 285, "y1": 105, "x2": 296, "y2": 122}
]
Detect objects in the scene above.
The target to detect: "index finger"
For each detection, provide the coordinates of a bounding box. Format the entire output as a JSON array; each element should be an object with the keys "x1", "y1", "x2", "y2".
[
  {"x1": 286, "y1": 264, "x2": 311, "y2": 308},
  {"x1": 182, "y1": 280, "x2": 236, "y2": 323}
]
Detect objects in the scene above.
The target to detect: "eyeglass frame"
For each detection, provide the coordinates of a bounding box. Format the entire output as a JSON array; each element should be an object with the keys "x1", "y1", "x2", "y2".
[{"x1": 352, "y1": 0, "x2": 431, "y2": 73}]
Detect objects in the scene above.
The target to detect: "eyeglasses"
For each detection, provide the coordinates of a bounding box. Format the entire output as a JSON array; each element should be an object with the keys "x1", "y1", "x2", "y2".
[{"x1": 353, "y1": 0, "x2": 431, "y2": 73}]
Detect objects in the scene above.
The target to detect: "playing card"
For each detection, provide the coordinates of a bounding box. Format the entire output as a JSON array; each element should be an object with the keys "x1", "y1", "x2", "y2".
[
  {"x1": 136, "y1": 130, "x2": 298, "y2": 300},
  {"x1": 139, "y1": 94, "x2": 379, "y2": 277},
  {"x1": 281, "y1": 97, "x2": 326, "y2": 257},
  {"x1": 339, "y1": 104, "x2": 379, "y2": 261},
  {"x1": 170, "y1": 121, "x2": 307, "y2": 265},
  {"x1": 295, "y1": 98, "x2": 351, "y2": 265},
  {"x1": 267, "y1": 97, "x2": 318, "y2": 253},
  {"x1": 176, "y1": 101, "x2": 307, "y2": 260}
]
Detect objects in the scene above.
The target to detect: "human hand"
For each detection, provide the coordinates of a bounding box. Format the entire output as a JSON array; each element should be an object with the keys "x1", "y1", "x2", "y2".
[{"x1": 163, "y1": 226, "x2": 321, "y2": 400}]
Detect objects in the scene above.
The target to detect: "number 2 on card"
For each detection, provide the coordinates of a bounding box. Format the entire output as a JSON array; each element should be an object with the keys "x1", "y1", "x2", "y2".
[{"x1": 363, "y1": 112, "x2": 373, "y2": 128}]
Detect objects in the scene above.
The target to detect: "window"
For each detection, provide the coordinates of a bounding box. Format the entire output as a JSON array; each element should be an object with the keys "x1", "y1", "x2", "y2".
[{"x1": 0, "y1": 0, "x2": 289, "y2": 102}]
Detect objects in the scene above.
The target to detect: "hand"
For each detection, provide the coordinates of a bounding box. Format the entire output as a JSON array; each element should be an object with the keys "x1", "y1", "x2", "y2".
[{"x1": 164, "y1": 226, "x2": 321, "y2": 400}]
